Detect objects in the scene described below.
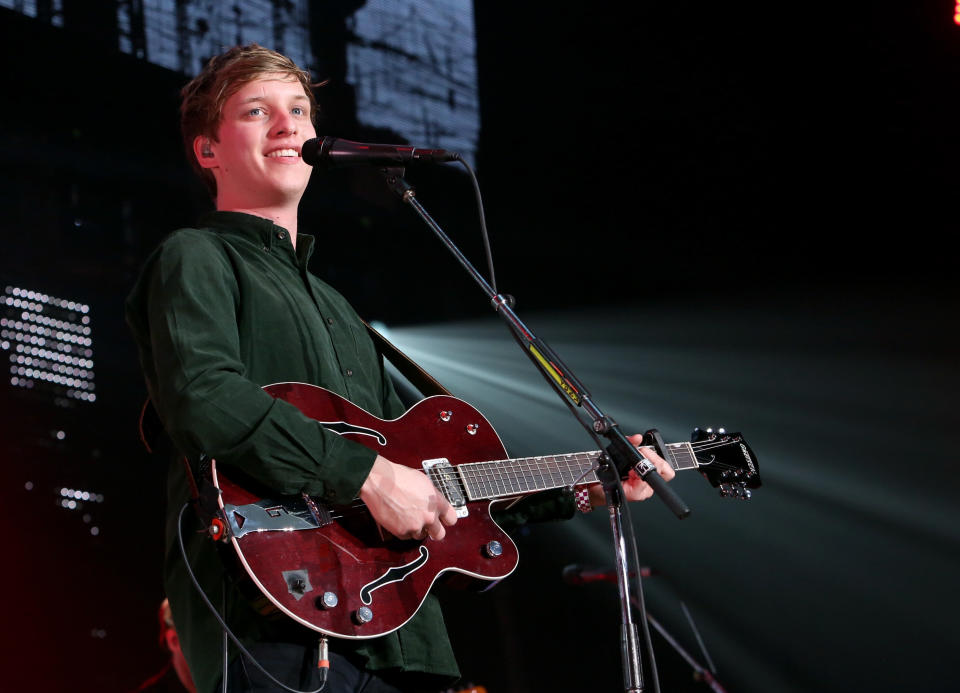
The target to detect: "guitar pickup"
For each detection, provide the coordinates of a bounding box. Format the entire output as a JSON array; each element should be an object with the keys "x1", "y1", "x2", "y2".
[{"x1": 422, "y1": 458, "x2": 469, "y2": 518}]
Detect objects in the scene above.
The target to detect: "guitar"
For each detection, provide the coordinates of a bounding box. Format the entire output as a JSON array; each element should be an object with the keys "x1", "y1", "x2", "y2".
[{"x1": 208, "y1": 382, "x2": 760, "y2": 639}]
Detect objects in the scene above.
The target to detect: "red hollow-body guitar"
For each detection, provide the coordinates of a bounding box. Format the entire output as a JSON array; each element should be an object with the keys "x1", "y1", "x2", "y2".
[{"x1": 210, "y1": 382, "x2": 760, "y2": 640}]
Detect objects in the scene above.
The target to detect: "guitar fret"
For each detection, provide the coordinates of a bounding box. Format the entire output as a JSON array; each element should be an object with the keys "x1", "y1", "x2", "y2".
[
  {"x1": 547, "y1": 458, "x2": 563, "y2": 488},
  {"x1": 504, "y1": 462, "x2": 518, "y2": 493},
  {"x1": 535, "y1": 457, "x2": 549, "y2": 489},
  {"x1": 665, "y1": 442, "x2": 699, "y2": 471},
  {"x1": 494, "y1": 462, "x2": 511, "y2": 497},
  {"x1": 495, "y1": 465, "x2": 507, "y2": 493},
  {"x1": 523, "y1": 458, "x2": 544, "y2": 493},
  {"x1": 515, "y1": 458, "x2": 531, "y2": 492},
  {"x1": 506, "y1": 461, "x2": 519, "y2": 492},
  {"x1": 522, "y1": 461, "x2": 539, "y2": 493},
  {"x1": 460, "y1": 462, "x2": 483, "y2": 500},
  {"x1": 487, "y1": 463, "x2": 503, "y2": 497},
  {"x1": 497, "y1": 463, "x2": 511, "y2": 494}
]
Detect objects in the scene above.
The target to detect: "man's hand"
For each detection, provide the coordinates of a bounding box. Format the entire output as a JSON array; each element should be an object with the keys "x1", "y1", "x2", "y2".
[
  {"x1": 359, "y1": 456, "x2": 458, "y2": 540},
  {"x1": 587, "y1": 433, "x2": 676, "y2": 507}
]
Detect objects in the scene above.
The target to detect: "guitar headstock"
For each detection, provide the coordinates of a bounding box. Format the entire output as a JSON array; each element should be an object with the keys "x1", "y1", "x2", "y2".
[{"x1": 691, "y1": 427, "x2": 762, "y2": 500}]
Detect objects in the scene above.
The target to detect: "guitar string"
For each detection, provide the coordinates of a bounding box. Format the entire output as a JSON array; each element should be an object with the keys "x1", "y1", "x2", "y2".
[
  {"x1": 443, "y1": 448, "x2": 745, "y2": 499},
  {"x1": 418, "y1": 441, "x2": 745, "y2": 494},
  {"x1": 319, "y1": 462, "x2": 599, "y2": 520},
  {"x1": 310, "y1": 456, "x2": 745, "y2": 522},
  {"x1": 287, "y1": 441, "x2": 747, "y2": 521},
  {"x1": 412, "y1": 439, "x2": 742, "y2": 480},
  {"x1": 350, "y1": 443, "x2": 738, "y2": 498},
  {"x1": 328, "y1": 456, "x2": 741, "y2": 517},
  {"x1": 322, "y1": 443, "x2": 738, "y2": 505}
]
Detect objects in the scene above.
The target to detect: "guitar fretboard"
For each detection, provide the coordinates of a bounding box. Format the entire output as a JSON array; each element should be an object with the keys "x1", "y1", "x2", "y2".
[
  {"x1": 457, "y1": 452, "x2": 601, "y2": 501},
  {"x1": 447, "y1": 442, "x2": 699, "y2": 502}
]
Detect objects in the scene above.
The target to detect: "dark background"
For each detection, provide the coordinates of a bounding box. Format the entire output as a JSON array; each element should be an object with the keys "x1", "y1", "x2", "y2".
[{"x1": 1, "y1": 2, "x2": 957, "y2": 692}]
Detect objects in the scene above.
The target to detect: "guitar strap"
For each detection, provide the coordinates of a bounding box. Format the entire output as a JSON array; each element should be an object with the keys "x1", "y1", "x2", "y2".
[{"x1": 361, "y1": 320, "x2": 452, "y2": 397}]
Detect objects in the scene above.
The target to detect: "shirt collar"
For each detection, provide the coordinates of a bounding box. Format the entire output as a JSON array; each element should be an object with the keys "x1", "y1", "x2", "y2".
[
  {"x1": 199, "y1": 210, "x2": 286, "y2": 242},
  {"x1": 198, "y1": 211, "x2": 314, "y2": 265}
]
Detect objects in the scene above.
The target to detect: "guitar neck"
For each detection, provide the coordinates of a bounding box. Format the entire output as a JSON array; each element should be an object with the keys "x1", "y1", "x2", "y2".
[{"x1": 453, "y1": 441, "x2": 700, "y2": 502}]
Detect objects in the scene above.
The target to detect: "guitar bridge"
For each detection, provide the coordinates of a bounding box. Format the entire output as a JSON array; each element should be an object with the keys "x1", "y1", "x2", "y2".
[{"x1": 423, "y1": 458, "x2": 469, "y2": 518}]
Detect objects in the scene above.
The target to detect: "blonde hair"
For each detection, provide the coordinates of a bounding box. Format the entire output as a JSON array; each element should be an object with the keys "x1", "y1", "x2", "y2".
[{"x1": 180, "y1": 44, "x2": 319, "y2": 196}]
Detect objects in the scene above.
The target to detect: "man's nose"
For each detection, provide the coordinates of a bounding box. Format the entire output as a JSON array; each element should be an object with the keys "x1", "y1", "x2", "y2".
[{"x1": 272, "y1": 113, "x2": 297, "y2": 137}]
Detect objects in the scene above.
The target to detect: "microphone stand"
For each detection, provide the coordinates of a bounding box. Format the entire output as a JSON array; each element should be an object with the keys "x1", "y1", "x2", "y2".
[{"x1": 380, "y1": 168, "x2": 693, "y2": 693}]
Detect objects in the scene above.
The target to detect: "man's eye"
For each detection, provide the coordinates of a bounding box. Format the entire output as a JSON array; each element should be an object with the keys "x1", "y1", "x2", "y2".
[
  {"x1": 292, "y1": 107, "x2": 305, "y2": 116},
  {"x1": 247, "y1": 107, "x2": 263, "y2": 117}
]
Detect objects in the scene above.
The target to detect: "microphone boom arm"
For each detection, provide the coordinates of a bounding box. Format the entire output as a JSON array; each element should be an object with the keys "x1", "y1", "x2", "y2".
[{"x1": 379, "y1": 167, "x2": 693, "y2": 693}]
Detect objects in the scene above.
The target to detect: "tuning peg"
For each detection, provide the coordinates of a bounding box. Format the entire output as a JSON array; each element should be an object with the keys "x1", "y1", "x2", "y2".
[
  {"x1": 691, "y1": 427, "x2": 711, "y2": 443},
  {"x1": 718, "y1": 427, "x2": 726, "y2": 434}
]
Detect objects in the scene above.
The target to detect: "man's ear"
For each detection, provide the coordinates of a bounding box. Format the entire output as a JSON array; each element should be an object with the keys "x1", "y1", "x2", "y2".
[{"x1": 192, "y1": 136, "x2": 217, "y2": 169}]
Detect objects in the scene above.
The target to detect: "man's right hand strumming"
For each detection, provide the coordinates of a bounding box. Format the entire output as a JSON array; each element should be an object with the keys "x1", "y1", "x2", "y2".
[{"x1": 359, "y1": 456, "x2": 459, "y2": 541}]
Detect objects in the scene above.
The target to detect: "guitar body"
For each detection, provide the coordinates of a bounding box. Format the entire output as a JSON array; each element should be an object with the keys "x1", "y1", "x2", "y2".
[
  {"x1": 207, "y1": 383, "x2": 762, "y2": 640},
  {"x1": 212, "y1": 382, "x2": 520, "y2": 640}
]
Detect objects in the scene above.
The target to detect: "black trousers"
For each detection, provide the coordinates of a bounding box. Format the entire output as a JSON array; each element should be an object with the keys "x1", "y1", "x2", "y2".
[{"x1": 220, "y1": 643, "x2": 414, "y2": 693}]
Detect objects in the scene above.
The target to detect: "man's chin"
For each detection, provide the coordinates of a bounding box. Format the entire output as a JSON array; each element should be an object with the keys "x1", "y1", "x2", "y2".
[{"x1": 241, "y1": 181, "x2": 310, "y2": 207}]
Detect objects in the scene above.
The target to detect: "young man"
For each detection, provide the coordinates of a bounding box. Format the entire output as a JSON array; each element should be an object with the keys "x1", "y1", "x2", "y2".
[{"x1": 126, "y1": 44, "x2": 673, "y2": 693}]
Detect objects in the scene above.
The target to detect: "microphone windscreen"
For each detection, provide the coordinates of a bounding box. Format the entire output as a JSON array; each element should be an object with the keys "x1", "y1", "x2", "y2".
[{"x1": 300, "y1": 137, "x2": 326, "y2": 167}]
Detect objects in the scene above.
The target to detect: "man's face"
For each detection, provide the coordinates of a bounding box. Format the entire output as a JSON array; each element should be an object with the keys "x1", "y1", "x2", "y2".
[{"x1": 202, "y1": 74, "x2": 317, "y2": 210}]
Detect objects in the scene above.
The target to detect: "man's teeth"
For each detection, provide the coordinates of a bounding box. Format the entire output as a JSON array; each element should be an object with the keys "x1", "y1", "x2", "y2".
[{"x1": 266, "y1": 149, "x2": 299, "y2": 157}]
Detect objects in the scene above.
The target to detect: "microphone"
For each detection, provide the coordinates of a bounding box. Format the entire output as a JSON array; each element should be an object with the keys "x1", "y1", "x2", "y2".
[
  {"x1": 562, "y1": 564, "x2": 655, "y2": 586},
  {"x1": 301, "y1": 136, "x2": 460, "y2": 168}
]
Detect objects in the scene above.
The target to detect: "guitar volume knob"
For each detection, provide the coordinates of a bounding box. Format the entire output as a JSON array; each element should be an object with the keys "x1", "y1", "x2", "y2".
[
  {"x1": 439, "y1": 410, "x2": 452, "y2": 422},
  {"x1": 483, "y1": 540, "x2": 503, "y2": 558},
  {"x1": 353, "y1": 606, "x2": 374, "y2": 625},
  {"x1": 317, "y1": 591, "x2": 338, "y2": 610}
]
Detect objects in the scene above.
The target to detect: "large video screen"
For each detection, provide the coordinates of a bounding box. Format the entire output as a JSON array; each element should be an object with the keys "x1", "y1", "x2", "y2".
[{"x1": 346, "y1": 0, "x2": 479, "y2": 164}]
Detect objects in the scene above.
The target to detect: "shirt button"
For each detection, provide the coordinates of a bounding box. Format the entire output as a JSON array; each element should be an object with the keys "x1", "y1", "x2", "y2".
[
  {"x1": 345, "y1": 369, "x2": 353, "y2": 377},
  {"x1": 326, "y1": 317, "x2": 334, "y2": 325},
  {"x1": 277, "y1": 231, "x2": 286, "y2": 240},
  {"x1": 261, "y1": 245, "x2": 269, "y2": 252}
]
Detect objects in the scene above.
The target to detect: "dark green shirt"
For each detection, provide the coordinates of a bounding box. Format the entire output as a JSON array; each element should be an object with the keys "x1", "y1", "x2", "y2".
[
  {"x1": 126, "y1": 211, "x2": 576, "y2": 693},
  {"x1": 126, "y1": 211, "x2": 462, "y2": 693}
]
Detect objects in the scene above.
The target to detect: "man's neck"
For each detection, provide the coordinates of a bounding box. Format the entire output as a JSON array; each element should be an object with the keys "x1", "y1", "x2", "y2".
[{"x1": 216, "y1": 202, "x2": 300, "y2": 248}]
